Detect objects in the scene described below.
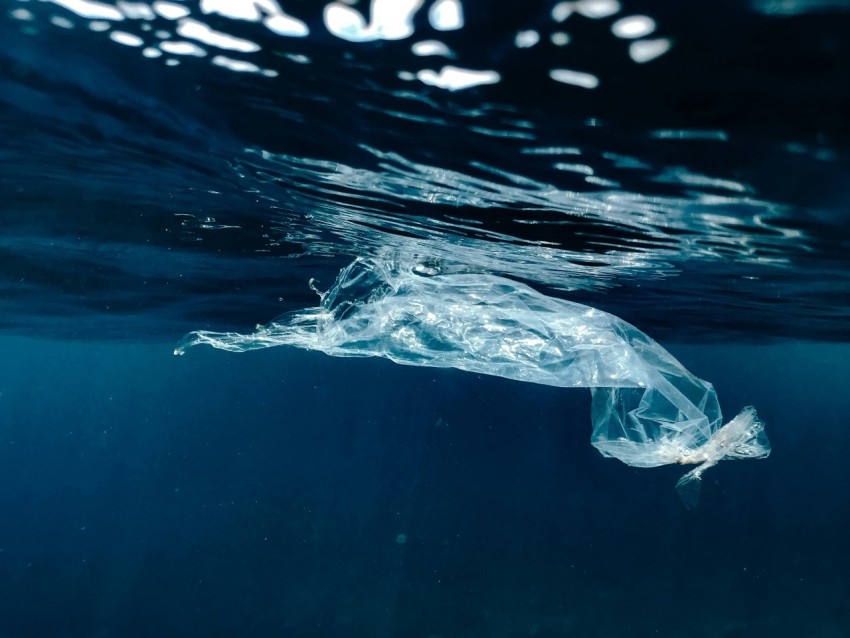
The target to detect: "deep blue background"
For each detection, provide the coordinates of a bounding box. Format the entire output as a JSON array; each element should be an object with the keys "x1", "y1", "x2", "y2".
[
  {"x1": 2, "y1": 3, "x2": 850, "y2": 635},
  {"x1": 0, "y1": 337, "x2": 846, "y2": 637}
]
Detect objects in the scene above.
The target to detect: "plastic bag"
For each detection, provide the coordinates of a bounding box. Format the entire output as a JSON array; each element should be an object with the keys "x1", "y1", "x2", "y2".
[{"x1": 176, "y1": 256, "x2": 770, "y2": 506}]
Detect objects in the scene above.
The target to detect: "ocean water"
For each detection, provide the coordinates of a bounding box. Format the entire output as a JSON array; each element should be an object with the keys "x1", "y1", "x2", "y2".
[{"x1": 1, "y1": 0, "x2": 849, "y2": 636}]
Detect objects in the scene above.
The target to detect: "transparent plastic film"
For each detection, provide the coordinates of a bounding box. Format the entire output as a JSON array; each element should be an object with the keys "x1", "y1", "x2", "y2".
[{"x1": 176, "y1": 256, "x2": 770, "y2": 505}]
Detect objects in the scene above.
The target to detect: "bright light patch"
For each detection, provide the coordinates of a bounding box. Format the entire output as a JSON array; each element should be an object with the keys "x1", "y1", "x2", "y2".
[
  {"x1": 118, "y1": 2, "x2": 156, "y2": 20},
  {"x1": 51, "y1": 15, "x2": 75, "y2": 28},
  {"x1": 417, "y1": 66, "x2": 500, "y2": 91},
  {"x1": 324, "y1": 0, "x2": 423, "y2": 42},
  {"x1": 585, "y1": 175, "x2": 620, "y2": 188},
  {"x1": 212, "y1": 54, "x2": 261, "y2": 73},
  {"x1": 282, "y1": 53, "x2": 310, "y2": 64},
  {"x1": 514, "y1": 30, "x2": 539, "y2": 48},
  {"x1": 11, "y1": 8, "x2": 35, "y2": 20},
  {"x1": 142, "y1": 46, "x2": 162, "y2": 57},
  {"x1": 576, "y1": 0, "x2": 620, "y2": 19},
  {"x1": 549, "y1": 68, "x2": 599, "y2": 89},
  {"x1": 551, "y1": 2, "x2": 572, "y2": 22},
  {"x1": 651, "y1": 129, "x2": 728, "y2": 141},
  {"x1": 751, "y1": 0, "x2": 850, "y2": 14},
  {"x1": 629, "y1": 38, "x2": 672, "y2": 63},
  {"x1": 367, "y1": 0, "x2": 423, "y2": 39},
  {"x1": 411, "y1": 40, "x2": 452, "y2": 56},
  {"x1": 153, "y1": 1, "x2": 190, "y2": 20},
  {"x1": 89, "y1": 20, "x2": 110, "y2": 30},
  {"x1": 555, "y1": 162, "x2": 594, "y2": 175},
  {"x1": 611, "y1": 15, "x2": 655, "y2": 39},
  {"x1": 198, "y1": 0, "x2": 308, "y2": 35},
  {"x1": 323, "y1": 3, "x2": 369, "y2": 41},
  {"x1": 200, "y1": 0, "x2": 261, "y2": 21},
  {"x1": 670, "y1": 171, "x2": 747, "y2": 193},
  {"x1": 49, "y1": 0, "x2": 124, "y2": 20},
  {"x1": 177, "y1": 17, "x2": 260, "y2": 52},
  {"x1": 160, "y1": 40, "x2": 207, "y2": 56},
  {"x1": 429, "y1": 0, "x2": 463, "y2": 30},
  {"x1": 550, "y1": 31, "x2": 570, "y2": 46},
  {"x1": 265, "y1": 14, "x2": 309, "y2": 37},
  {"x1": 521, "y1": 146, "x2": 581, "y2": 155},
  {"x1": 109, "y1": 30, "x2": 144, "y2": 45}
]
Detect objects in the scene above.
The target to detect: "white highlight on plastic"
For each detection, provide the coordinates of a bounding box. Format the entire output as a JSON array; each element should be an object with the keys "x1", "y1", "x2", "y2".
[
  {"x1": 611, "y1": 15, "x2": 655, "y2": 39},
  {"x1": 49, "y1": 0, "x2": 124, "y2": 20},
  {"x1": 417, "y1": 66, "x2": 500, "y2": 91},
  {"x1": 549, "y1": 68, "x2": 599, "y2": 89},
  {"x1": 118, "y1": 1, "x2": 156, "y2": 20},
  {"x1": 177, "y1": 17, "x2": 260, "y2": 52},
  {"x1": 160, "y1": 40, "x2": 207, "y2": 56},
  {"x1": 515, "y1": 30, "x2": 540, "y2": 48},
  {"x1": 629, "y1": 38, "x2": 672, "y2": 63},
  {"x1": 411, "y1": 40, "x2": 453, "y2": 57},
  {"x1": 324, "y1": 0, "x2": 423, "y2": 42},
  {"x1": 153, "y1": 1, "x2": 190, "y2": 19},
  {"x1": 109, "y1": 30, "x2": 144, "y2": 46}
]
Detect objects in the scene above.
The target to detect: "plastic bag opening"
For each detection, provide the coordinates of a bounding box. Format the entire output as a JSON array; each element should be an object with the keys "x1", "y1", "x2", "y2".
[
  {"x1": 674, "y1": 406, "x2": 770, "y2": 509},
  {"x1": 176, "y1": 255, "x2": 770, "y2": 505}
]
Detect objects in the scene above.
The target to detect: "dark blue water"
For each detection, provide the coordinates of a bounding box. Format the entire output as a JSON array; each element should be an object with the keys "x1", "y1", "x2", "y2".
[
  {"x1": 1, "y1": 338, "x2": 848, "y2": 637},
  {"x1": 1, "y1": 0, "x2": 849, "y2": 636}
]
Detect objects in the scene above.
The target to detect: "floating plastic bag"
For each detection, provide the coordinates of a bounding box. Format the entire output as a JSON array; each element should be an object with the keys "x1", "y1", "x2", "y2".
[{"x1": 176, "y1": 256, "x2": 770, "y2": 507}]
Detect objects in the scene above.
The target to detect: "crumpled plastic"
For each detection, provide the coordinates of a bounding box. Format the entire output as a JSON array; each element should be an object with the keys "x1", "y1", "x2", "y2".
[{"x1": 176, "y1": 256, "x2": 770, "y2": 507}]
